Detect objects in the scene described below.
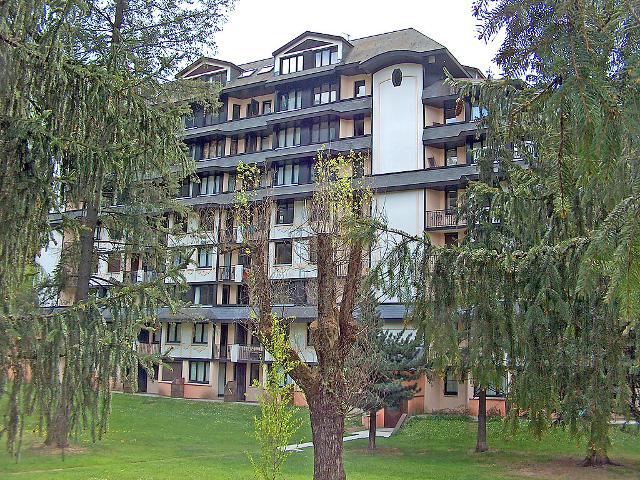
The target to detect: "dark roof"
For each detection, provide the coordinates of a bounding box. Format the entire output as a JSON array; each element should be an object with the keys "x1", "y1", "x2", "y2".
[
  {"x1": 178, "y1": 28, "x2": 477, "y2": 90},
  {"x1": 272, "y1": 31, "x2": 352, "y2": 56},
  {"x1": 344, "y1": 28, "x2": 444, "y2": 64}
]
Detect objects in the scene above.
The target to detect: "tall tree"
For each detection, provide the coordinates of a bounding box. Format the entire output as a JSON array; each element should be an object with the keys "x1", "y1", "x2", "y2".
[
  {"x1": 235, "y1": 152, "x2": 375, "y2": 480},
  {"x1": 0, "y1": 0, "x2": 233, "y2": 452},
  {"x1": 373, "y1": 0, "x2": 639, "y2": 463}
]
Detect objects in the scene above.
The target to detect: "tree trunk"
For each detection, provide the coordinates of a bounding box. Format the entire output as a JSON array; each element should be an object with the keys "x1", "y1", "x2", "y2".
[
  {"x1": 475, "y1": 387, "x2": 488, "y2": 453},
  {"x1": 46, "y1": 203, "x2": 98, "y2": 448},
  {"x1": 581, "y1": 419, "x2": 613, "y2": 466},
  {"x1": 308, "y1": 394, "x2": 346, "y2": 480},
  {"x1": 368, "y1": 409, "x2": 377, "y2": 450}
]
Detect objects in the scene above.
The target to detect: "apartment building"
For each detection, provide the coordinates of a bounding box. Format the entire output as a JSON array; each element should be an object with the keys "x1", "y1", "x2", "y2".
[{"x1": 38, "y1": 28, "x2": 505, "y2": 416}]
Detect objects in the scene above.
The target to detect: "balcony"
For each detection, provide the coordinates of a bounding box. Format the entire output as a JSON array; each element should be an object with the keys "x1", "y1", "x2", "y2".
[
  {"x1": 228, "y1": 344, "x2": 263, "y2": 362},
  {"x1": 219, "y1": 226, "x2": 242, "y2": 244},
  {"x1": 217, "y1": 264, "x2": 245, "y2": 282},
  {"x1": 137, "y1": 343, "x2": 160, "y2": 355},
  {"x1": 423, "y1": 121, "x2": 480, "y2": 147},
  {"x1": 182, "y1": 96, "x2": 372, "y2": 141},
  {"x1": 425, "y1": 210, "x2": 467, "y2": 230}
]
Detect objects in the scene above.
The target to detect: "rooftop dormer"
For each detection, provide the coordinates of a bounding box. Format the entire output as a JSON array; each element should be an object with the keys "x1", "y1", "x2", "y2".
[
  {"x1": 176, "y1": 57, "x2": 243, "y2": 84},
  {"x1": 272, "y1": 31, "x2": 353, "y2": 76}
]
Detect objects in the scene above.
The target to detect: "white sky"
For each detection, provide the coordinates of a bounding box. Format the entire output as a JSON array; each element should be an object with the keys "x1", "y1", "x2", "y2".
[{"x1": 211, "y1": 0, "x2": 503, "y2": 76}]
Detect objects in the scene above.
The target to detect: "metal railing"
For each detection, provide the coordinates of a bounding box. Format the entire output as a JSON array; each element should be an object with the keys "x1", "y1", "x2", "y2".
[
  {"x1": 425, "y1": 209, "x2": 466, "y2": 229},
  {"x1": 217, "y1": 265, "x2": 246, "y2": 282},
  {"x1": 228, "y1": 344, "x2": 263, "y2": 362}
]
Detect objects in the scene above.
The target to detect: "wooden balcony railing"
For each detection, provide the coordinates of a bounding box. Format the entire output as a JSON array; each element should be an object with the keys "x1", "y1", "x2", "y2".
[
  {"x1": 137, "y1": 343, "x2": 160, "y2": 355},
  {"x1": 425, "y1": 209, "x2": 466, "y2": 230}
]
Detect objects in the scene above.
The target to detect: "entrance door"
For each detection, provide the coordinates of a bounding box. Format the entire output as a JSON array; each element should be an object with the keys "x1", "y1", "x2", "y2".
[
  {"x1": 220, "y1": 323, "x2": 228, "y2": 358},
  {"x1": 235, "y1": 362, "x2": 247, "y2": 400},
  {"x1": 217, "y1": 362, "x2": 226, "y2": 397},
  {"x1": 137, "y1": 365, "x2": 148, "y2": 393}
]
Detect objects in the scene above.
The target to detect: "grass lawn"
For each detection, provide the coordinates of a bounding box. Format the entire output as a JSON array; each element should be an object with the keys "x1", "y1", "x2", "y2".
[{"x1": 1, "y1": 393, "x2": 639, "y2": 479}]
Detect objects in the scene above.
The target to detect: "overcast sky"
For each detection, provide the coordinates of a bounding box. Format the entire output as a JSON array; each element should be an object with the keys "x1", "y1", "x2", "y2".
[{"x1": 211, "y1": 0, "x2": 504, "y2": 76}]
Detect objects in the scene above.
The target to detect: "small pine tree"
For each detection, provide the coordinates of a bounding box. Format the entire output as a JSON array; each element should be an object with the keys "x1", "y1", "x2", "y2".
[{"x1": 350, "y1": 294, "x2": 421, "y2": 450}]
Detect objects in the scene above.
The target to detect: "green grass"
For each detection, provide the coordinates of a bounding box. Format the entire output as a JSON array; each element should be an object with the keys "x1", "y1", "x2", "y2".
[{"x1": 1, "y1": 393, "x2": 639, "y2": 479}]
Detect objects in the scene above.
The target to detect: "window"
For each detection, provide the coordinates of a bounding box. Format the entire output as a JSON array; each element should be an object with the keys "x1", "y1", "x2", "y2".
[
  {"x1": 274, "y1": 240, "x2": 293, "y2": 265},
  {"x1": 179, "y1": 179, "x2": 191, "y2": 198},
  {"x1": 189, "y1": 361, "x2": 210, "y2": 383},
  {"x1": 306, "y1": 323, "x2": 314, "y2": 346},
  {"x1": 258, "y1": 64, "x2": 274, "y2": 74},
  {"x1": 226, "y1": 173, "x2": 236, "y2": 193},
  {"x1": 232, "y1": 104, "x2": 241, "y2": 120},
  {"x1": 276, "y1": 200, "x2": 295, "y2": 224},
  {"x1": 250, "y1": 363, "x2": 261, "y2": 385},
  {"x1": 468, "y1": 140, "x2": 484, "y2": 164},
  {"x1": 314, "y1": 47, "x2": 338, "y2": 67},
  {"x1": 445, "y1": 147, "x2": 458, "y2": 166},
  {"x1": 204, "y1": 139, "x2": 224, "y2": 159},
  {"x1": 247, "y1": 100, "x2": 259, "y2": 118},
  {"x1": 276, "y1": 126, "x2": 301, "y2": 148},
  {"x1": 238, "y1": 284, "x2": 249, "y2": 305},
  {"x1": 471, "y1": 105, "x2": 488, "y2": 120},
  {"x1": 280, "y1": 54, "x2": 303, "y2": 75},
  {"x1": 308, "y1": 237, "x2": 317, "y2": 264},
  {"x1": 192, "y1": 322, "x2": 208, "y2": 344},
  {"x1": 238, "y1": 69, "x2": 255, "y2": 78},
  {"x1": 107, "y1": 252, "x2": 121, "y2": 273},
  {"x1": 161, "y1": 361, "x2": 182, "y2": 382},
  {"x1": 278, "y1": 90, "x2": 302, "y2": 112},
  {"x1": 197, "y1": 246, "x2": 214, "y2": 268},
  {"x1": 445, "y1": 189, "x2": 458, "y2": 213},
  {"x1": 311, "y1": 117, "x2": 338, "y2": 144},
  {"x1": 200, "y1": 174, "x2": 222, "y2": 195},
  {"x1": 166, "y1": 322, "x2": 181, "y2": 343},
  {"x1": 444, "y1": 102, "x2": 460, "y2": 124},
  {"x1": 230, "y1": 137, "x2": 238, "y2": 155},
  {"x1": 152, "y1": 329, "x2": 161, "y2": 344},
  {"x1": 445, "y1": 233, "x2": 459, "y2": 246},
  {"x1": 260, "y1": 134, "x2": 271, "y2": 151},
  {"x1": 273, "y1": 163, "x2": 299, "y2": 186},
  {"x1": 221, "y1": 284, "x2": 230, "y2": 305},
  {"x1": 444, "y1": 369, "x2": 459, "y2": 395},
  {"x1": 206, "y1": 71, "x2": 227, "y2": 85},
  {"x1": 313, "y1": 82, "x2": 337, "y2": 105},
  {"x1": 262, "y1": 100, "x2": 272, "y2": 114},
  {"x1": 194, "y1": 284, "x2": 216, "y2": 305},
  {"x1": 353, "y1": 115, "x2": 365, "y2": 137},
  {"x1": 245, "y1": 134, "x2": 258, "y2": 154},
  {"x1": 354, "y1": 80, "x2": 366, "y2": 97},
  {"x1": 474, "y1": 376, "x2": 507, "y2": 397}
]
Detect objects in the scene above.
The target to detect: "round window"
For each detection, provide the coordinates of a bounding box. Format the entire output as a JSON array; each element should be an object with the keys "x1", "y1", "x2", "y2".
[{"x1": 392, "y1": 68, "x2": 402, "y2": 87}]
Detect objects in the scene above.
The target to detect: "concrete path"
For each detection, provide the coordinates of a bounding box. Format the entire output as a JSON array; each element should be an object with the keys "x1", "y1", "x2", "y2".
[{"x1": 284, "y1": 428, "x2": 394, "y2": 452}]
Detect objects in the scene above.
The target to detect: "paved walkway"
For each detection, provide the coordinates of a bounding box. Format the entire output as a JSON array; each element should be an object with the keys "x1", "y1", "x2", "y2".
[{"x1": 284, "y1": 428, "x2": 394, "y2": 452}]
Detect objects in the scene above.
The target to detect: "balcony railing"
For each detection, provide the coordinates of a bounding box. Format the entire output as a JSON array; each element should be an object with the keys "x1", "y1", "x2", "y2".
[
  {"x1": 228, "y1": 344, "x2": 263, "y2": 362},
  {"x1": 425, "y1": 210, "x2": 466, "y2": 230},
  {"x1": 137, "y1": 343, "x2": 160, "y2": 355},
  {"x1": 217, "y1": 264, "x2": 245, "y2": 282},
  {"x1": 219, "y1": 226, "x2": 242, "y2": 244}
]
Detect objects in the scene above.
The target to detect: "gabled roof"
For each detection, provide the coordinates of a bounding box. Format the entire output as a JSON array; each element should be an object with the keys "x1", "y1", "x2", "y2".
[
  {"x1": 272, "y1": 31, "x2": 353, "y2": 57},
  {"x1": 176, "y1": 57, "x2": 242, "y2": 79}
]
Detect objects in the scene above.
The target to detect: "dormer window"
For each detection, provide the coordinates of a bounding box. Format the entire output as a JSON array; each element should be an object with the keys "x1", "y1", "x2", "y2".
[
  {"x1": 314, "y1": 47, "x2": 338, "y2": 67},
  {"x1": 205, "y1": 71, "x2": 227, "y2": 85},
  {"x1": 280, "y1": 54, "x2": 303, "y2": 75}
]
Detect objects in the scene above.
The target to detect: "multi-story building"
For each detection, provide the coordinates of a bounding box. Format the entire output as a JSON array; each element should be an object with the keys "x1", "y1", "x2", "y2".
[{"x1": 38, "y1": 28, "x2": 506, "y2": 417}]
